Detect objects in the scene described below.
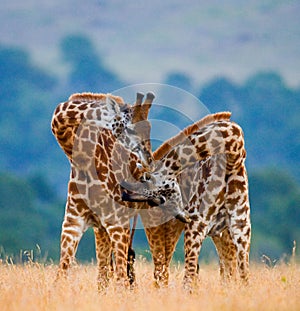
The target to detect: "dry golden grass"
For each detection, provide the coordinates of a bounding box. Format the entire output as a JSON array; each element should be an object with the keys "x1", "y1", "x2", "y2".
[{"x1": 0, "y1": 259, "x2": 299, "y2": 311}]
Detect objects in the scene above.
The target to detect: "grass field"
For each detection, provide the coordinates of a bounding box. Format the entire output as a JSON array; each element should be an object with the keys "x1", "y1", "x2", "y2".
[{"x1": 0, "y1": 259, "x2": 299, "y2": 311}]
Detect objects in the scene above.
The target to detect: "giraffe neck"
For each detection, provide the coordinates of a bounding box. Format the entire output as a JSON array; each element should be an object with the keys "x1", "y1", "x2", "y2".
[{"x1": 154, "y1": 121, "x2": 245, "y2": 178}]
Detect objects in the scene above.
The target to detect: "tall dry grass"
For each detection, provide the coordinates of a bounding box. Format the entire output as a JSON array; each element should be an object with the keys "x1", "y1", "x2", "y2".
[{"x1": 0, "y1": 259, "x2": 299, "y2": 311}]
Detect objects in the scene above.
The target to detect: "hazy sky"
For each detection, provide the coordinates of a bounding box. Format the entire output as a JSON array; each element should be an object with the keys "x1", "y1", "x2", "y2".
[{"x1": 1, "y1": 0, "x2": 300, "y2": 88}]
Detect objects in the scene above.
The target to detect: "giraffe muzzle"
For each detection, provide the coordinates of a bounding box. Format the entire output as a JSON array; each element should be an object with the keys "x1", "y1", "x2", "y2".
[
  {"x1": 120, "y1": 180, "x2": 191, "y2": 223},
  {"x1": 120, "y1": 180, "x2": 165, "y2": 207}
]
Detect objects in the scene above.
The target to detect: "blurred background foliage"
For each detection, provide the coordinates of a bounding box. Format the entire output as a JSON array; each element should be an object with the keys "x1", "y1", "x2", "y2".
[{"x1": 0, "y1": 29, "x2": 299, "y2": 263}]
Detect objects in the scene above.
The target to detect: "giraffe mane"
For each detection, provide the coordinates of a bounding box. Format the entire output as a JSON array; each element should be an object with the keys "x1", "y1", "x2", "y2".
[
  {"x1": 69, "y1": 92, "x2": 125, "y2": 105},
  {"x1": 153, "y1": 111, "x2": 232, "y2": 160}
]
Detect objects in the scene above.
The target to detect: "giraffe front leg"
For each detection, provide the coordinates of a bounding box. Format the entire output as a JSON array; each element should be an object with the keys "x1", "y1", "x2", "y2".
[
  {"x1": 153, "y1": 252, "x2": 168, "y2": 288},
  {"x1": 145, "y1": 226, "x2": 168, "y2": 288},
  {"x1": 183, "y1": 224, "x2": 204, "y2": 292},
  {"x1": 164, "y1": 219, "x2": 185, "y2": 285},
  {"x1": 107, "y1": 226, "x2": 130, "y2": 289},
  {"x1": 56, "y1": 206, "x2": 86, "y2": 280},
  {"x1": 94, "y1": 226, "x2": 113, "y2": 291}
]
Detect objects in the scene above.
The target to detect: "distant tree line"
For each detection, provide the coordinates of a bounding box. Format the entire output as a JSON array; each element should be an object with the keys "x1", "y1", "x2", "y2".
[{"x1": 0, "y1": 34, "x2": 299, "y2": 263}]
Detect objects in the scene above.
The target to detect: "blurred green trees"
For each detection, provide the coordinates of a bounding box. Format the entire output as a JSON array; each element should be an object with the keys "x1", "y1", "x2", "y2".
[
  {"x1": 0, "y1": 172, "x2": 63, "y2": 261},
  {"x1": 249, "y1": 169, "x2": 300, "y2": 260},
  {"x1": 0, "y1": 45, "x2": 58, "y2": 174},
  {"x1": 60, "y1": 34, "x2": 122, "y2": 93}
]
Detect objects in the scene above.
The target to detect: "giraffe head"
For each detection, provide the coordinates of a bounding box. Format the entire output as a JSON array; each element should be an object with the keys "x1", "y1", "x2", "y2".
[
  {"x1": 121, "y1": 171, "x2": 190, "y2": 223},
  {"x1": 107, "y1": 92, "x2": 155, "y2": 169}
]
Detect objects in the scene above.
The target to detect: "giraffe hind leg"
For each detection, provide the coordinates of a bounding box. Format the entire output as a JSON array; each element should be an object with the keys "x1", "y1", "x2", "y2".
[
  {"x1": 212, "y1": 228, "x2": 237, "y2": 281},
  {"x1": 225, "y1": 166, "x2": 251, "y2": 283}
]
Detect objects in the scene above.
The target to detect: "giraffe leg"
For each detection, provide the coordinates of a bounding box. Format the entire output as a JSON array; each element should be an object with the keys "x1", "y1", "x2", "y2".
[
  {"x1": 56, "y1": 203, "x2": 87, "y2": 280},
  {"x1": 145, "y1": 226, "x2": 168, "y2": 288},
  {"x1": 94, "y1": 226, "x2": 113, "y2": 291},
  {"x1": 143, "y1": 219, "x2": 184, "y2": 288},
  {"x1": 226, "y1": 165, "x2": 251, "y2": 283},
  {"x1": 107, "y1": 226, "x2": 130, "y2": 288},
  {"x1": 212, "y1": 228, "x2": 237, "y2": 281},
  {"x1": 127, "y1": 246, "x2": 136, "y2": 287},
  {"x1": 164, "y1": 220, "x2": 185, "y2": 284},
  {"x1": 183, "y1": 223, "x2": 205, "y2": 292},
  {"x1": 229, "y1": 217, "x2": 251, "y2": 283}
]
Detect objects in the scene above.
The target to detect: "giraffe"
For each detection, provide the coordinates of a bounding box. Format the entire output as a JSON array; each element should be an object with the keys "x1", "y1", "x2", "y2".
[
  {"x1": 121, "y1": 112, "x2": 251, "y2": 290},
  {"x1": 51, "y1": 92, "x2": 188, "y2": 289}
]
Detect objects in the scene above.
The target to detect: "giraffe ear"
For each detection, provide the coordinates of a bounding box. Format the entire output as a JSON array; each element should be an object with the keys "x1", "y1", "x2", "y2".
[{"x1": 106, "y1": 96, "x2": 121, "y2": 115}]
